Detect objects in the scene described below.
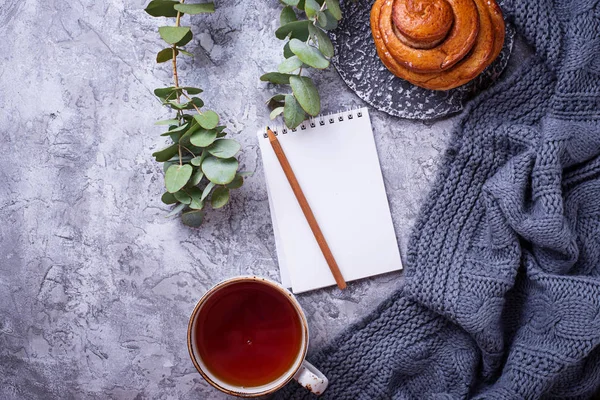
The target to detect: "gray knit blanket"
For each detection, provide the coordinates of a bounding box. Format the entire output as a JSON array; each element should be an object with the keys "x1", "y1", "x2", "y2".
[{"x1": 275, "y1": 0, "x2": 600, "y2": 398}]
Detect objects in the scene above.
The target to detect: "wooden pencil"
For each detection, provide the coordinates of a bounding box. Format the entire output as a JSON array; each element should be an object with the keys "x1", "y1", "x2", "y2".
[{"x1": 266, "y1": 127, "x2": 347, "y2": 290}]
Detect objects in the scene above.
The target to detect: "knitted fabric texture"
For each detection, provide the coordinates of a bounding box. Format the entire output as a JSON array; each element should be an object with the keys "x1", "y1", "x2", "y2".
[{"x1": 274, "y1": 0, "x2": 600, "y2": 398}]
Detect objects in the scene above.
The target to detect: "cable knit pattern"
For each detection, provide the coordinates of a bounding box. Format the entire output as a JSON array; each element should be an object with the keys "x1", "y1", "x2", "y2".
[{"x1": 273, "y1": 0, "x2": 600, "y2": 398}]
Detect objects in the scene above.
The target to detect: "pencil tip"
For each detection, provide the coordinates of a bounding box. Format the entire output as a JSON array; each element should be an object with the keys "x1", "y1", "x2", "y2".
[{"x1": 266, "y1": 127, "x2": 276, "y2": 141}]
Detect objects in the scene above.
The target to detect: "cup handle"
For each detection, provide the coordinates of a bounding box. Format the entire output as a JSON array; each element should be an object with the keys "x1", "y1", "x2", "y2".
[{"x1": 293, "y1": 360, "x2": 328, "y2": 396}]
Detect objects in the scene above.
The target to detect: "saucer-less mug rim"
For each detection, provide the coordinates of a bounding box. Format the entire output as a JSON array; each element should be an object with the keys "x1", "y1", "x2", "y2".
[{"x1": 187, "y1": 275, "x2": 310, "y2": 398}]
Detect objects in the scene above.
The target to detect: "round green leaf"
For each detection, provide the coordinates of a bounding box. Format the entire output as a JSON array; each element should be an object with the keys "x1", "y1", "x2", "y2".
[
  {"x1": 284, "y1": 94, "x2": 306, "y2": 128},
  {"x1": 159, "y1": 26, "x2": 191, "y2": 45},
  {"x1": 317, "y1": 11, "x2": 328, "y2": 28},
  {"x1": 260, "y1": 72, "x2": 294, "y2": 84},
  {"x1": 173, "y1": 190, "x2": 191, "y2": 204},
  {"x1": 178, "y1": 49, "x2": 194, "y2": 57},
  {"x1": 166, "y1": 202, "x2": 186, "y2": 218},
  {"x1": 165, "y1": 164, "x2": 193, "y2": 193},
  {"x1": 190, "y1": 168, "x2": 204, "y2": 186},
  {"x1": 180, "y1": 86, "x2": 203, "y2": 95},
  {"x1": 168, "y1": 97, "x2": 203, "y2": 110},
  {"x1": 162, "y1": 122, "x2": 189, "y2": 136},
  {"x1": 160, "y1": 122, "x2": 189, "y2": 138},
  {"x1": 289, "y1": 39, "x2": 329, "y2": 69},
  {"x1": 326, "y1": 0, "x2": 342, "y2": 20},
  {"x1": 206, "y1": 139, "x2": 241, "y2": 158},
  {"x1": 275, "y1": 20, "x2": 310, "y2": 41},
  {"x1": 321, "y1": 9, "x2": 338, "y2": 30},
  {"x1": 166, "y1": 101, "x2": 185, "y2": 110},
  {"x1": 278, "y1": 56, "x2": 303, "y2": 73},
  {"x1": 187, "y1": 186, "x2": 202, "y2": 198},
  {"x1": 283, "y1": 41, "x2": 294, "y2": 58},
  {"x1": 190, "y1": 128, "x2": 217, "y2": 147},
  {"x1": 281, "y1": 0, "x2": 299, "y2": 5},
  {"x1": 178, "y1": 125, "x2": 197, "y2": 146},
  {"x1": 289, "y1": 76, "x2": 320, "y2": 116},
  {"x1": 181, "y1": 210, "x2": 205, "y2": 227},
  {"x1": 202, "y1": 156, "x2": 238, "y2": 185},
  {"x1": 169, "y1": 132, "x2": 182, "y2": 142},
  {"x1": 176, "y1": 30, "x2": 194, "y2": 46},
  {"x1": 187, "y1": 187, "x2": 204, "y2": 209},
  {"x1": 189, "y1": 198, "x2": 204, "y2": 210},
  {"x1": 304, "y1": 0, "x2": 320, "y2": 18},
  {"x1": 161, "y1": 192, "x2": 177, "y2": 205},
  {"x1": 194, "y1": 111, "x2": 219, "y2": 130},
  {"x1": 145, "y1": 0, "x2": 179, "y2": 17},
  {"x1": 188, "y1": 97, "x2": 204, "y2": 108},
  {"x1": 226, "y1": 175, "x2": 244, "y2": 189},
  {"x1": 154, "y1": 87, "x2": 176, "y2": 99},
  {"x1": 152, "y1": 144, "x2": 179, "y2": 162},
  {"x1": 267, "y1": 94, "x2": 286, "y2": 108},
  {"x1": 155, "y1": 118, "x2": 179, "y2": 126},
  {"x1": 211, "y1": 187, "x2": 230, "y2": 209},
  {"x1": 157, "y1": 48, "x2": 177, "y2": 63},
  {"x1": 201, "y1": 182, "x2": 215, "y2": 201},
  {"x1": 270, "y1": 106, "x2": 285, "y2": 120},
  {"x1": 191, "y1": 156, "x2": 203, "y2": 166},
  {"x1": 309, "y1": 25, "x2": 334, "y2": 58},
  {"x1": 280, "y1": 6, "x2": 297, "y2": 25},
  {"x1": 174, "y1": 2, "x2": 215, "y2": 14}
]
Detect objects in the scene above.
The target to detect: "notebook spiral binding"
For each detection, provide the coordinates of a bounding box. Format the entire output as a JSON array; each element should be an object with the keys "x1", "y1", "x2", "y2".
[{"x1": 264, "y1": 107, "x2": 365, "y2": 138}]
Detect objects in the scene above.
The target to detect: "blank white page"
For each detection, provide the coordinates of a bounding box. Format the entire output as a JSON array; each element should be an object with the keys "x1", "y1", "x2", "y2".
[{"x1": 257, "y1": 108, "x2": 402, "y2": 293}]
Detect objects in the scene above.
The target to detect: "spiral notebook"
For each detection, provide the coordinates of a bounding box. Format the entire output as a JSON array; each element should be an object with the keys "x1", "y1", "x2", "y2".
[{"x1": 257, "y1": 107, "x2": 402, "y2": 293}]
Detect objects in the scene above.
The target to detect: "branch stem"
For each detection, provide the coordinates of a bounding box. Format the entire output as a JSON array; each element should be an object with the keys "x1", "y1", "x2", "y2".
[
  {"x1": 181, "y1": 145, "x2": 197, "y2": 158},
  {"x1": 178, "y1": 143, "x2": 183, "y2": 166},
  {"x1": 181, "y1": 91, "x2": 203, "y2": 115},
  {"x1": 173, "y1": 0, "x2": 185, "y2": 166}
]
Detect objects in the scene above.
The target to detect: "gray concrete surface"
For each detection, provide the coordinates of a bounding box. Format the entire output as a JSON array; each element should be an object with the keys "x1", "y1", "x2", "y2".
[{"x1": 0, "y1": 0, "x2": 525, "y2": 398}]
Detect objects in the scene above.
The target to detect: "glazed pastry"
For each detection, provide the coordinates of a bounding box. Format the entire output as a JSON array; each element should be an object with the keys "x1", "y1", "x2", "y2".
[{"x1": 371, "y1": 0, "x2": 505, "y2": 90}]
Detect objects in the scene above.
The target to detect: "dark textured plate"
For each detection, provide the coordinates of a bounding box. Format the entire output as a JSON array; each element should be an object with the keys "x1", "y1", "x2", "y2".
[{"x1": 330, "y1": 0, "x2": 515, "y2": 120}]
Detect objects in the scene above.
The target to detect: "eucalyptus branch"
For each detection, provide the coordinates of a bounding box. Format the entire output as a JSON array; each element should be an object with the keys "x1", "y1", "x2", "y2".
[
  {"x1": 260, "y1": 0, "x2": 343, "y2": 129},
  {"x1": 145, "y1": 0, "x2": 248, "y2": 227}
]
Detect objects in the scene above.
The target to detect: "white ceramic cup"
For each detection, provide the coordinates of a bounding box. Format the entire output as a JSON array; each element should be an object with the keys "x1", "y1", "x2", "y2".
[{"x1": 187, "y1": 276, "x2": 328, "y2": 397}]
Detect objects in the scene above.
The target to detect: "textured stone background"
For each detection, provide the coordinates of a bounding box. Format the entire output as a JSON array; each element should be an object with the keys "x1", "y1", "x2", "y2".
[{"x1": 0, "y1": 0, "x2": 524, "y2": 398}]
